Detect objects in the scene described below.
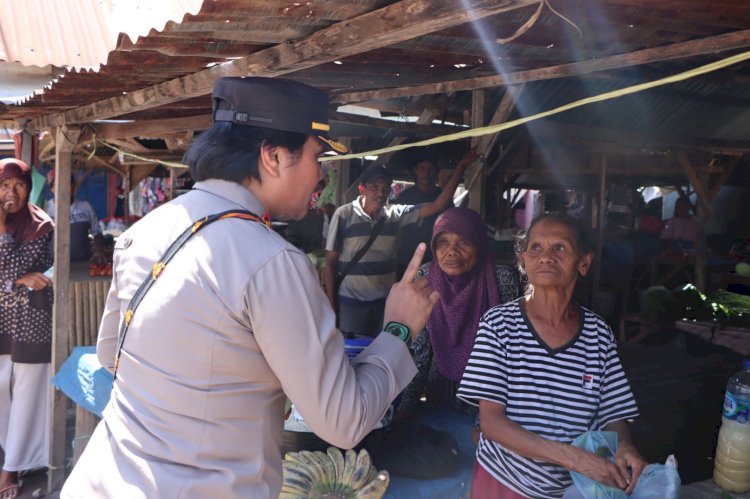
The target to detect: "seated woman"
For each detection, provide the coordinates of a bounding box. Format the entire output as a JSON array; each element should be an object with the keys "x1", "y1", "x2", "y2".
[
  {"x1": 457, "y1": 213, "x2": 646, "y2": 498},
  {"x1": 397, "y1": 207, "x2": 519, "y2": 418}
]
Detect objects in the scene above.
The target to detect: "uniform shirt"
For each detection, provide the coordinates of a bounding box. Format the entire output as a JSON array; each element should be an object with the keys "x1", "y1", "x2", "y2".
[
  {"x1": 457, "y1": 299, "x2": 639, "y2": 498},
  {"x1": 326, "y1": 197, "x2": 419, "y2": 303},
  {"x1": 61, "y1": 179, "x2": 417, "y2": 499}
]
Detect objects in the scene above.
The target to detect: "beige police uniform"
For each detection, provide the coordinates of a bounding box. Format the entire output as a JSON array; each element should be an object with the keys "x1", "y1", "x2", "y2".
[{"x1": 62, "y1": 179, "x2": 417, "y2": 498}]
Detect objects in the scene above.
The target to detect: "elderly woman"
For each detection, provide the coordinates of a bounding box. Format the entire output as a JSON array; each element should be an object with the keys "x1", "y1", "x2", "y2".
[
  {"x1": 457, "y1": 213, "x2": 646, "y2": 498},
  {"x1": 0, "y1": 159, "x2": 54, "y2": 499},
  {"x1": 397, "y1": 207, "x2": 519, "y2": 417}
]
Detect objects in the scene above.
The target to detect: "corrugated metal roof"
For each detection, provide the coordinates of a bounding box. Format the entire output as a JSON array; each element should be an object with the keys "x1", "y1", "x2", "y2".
[{"x1": 0, "y1": 0, "x2": 204, "y2": 70}]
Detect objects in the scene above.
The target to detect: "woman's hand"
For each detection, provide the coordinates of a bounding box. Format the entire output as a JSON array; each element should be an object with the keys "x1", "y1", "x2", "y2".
[
  {"x1": 16, "y1": 272, "x2": 53, "y2": 290},
  {"x1": 570, "y1": 447, "x2": 633, "y2": 491},
  {"x1": 614, "y1": 440, "x2": 646, "y2": 494}
]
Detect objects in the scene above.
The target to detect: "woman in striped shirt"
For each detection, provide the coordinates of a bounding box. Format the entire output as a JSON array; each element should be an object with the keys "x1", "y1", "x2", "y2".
[{"x1": 457, "y1": 213, "x2": 646, "y2": 498}]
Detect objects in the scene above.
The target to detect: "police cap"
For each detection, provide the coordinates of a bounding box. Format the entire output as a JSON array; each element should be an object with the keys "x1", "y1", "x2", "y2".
[{"x1": 212, "y1": 77, "x2": 347, "y2": 153}]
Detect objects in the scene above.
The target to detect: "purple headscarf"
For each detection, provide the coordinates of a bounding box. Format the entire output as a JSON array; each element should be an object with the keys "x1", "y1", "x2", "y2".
[{"x1": 426, "y1": 207, "x2": 500, "y2": 381}]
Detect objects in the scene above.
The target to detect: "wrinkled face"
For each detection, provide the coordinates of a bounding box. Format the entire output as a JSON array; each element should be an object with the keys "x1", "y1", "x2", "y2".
[
  {"x1": 0, "y1": 177, "x2": 29, "y2": 214},
  {"x1": 360, "y1": 177, "x2": 391, "y2": 212},
  {"x1": 520, "y1": 219, "x2": 591, "y2": 289},
  {"x1": 278, "y1": 136, "x2": 325, "y2": 220},
  {"x1": 434, "y1": 231, "x2": 478, "y2": 277},
  {"x1": 414, "y1": 160, "x2": 437, "y2": 185}
]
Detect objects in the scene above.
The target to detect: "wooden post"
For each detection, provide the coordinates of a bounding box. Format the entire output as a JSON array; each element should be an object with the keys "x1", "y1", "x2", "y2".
[
  {"x1": 20, "y1": 129, "x2": 34, "y2": 165},
  {"x1": 169, "y1": 167, "x2": 177, "y2": 201},
  {"x1": 335, "y1": 138, "x2": 352, "y2": 206},
  {"x1": 695, "y1": 168, "x2": 711, "y2": 292},
  {"x1": 123, "y1": 165, "x2": 131, "y2": 224},
  {"x1": 468, "y1": 89, "x2": 486, "y2": 215},
  {"x1": 592, "y1": 155, "x2": 607, "y2": 299},
  {"x1": 49, "y1": 125, "x2": 80, "y2": 493},
  {"x1": 676, "y1": 151, "x2": 712, "y2": 291}
]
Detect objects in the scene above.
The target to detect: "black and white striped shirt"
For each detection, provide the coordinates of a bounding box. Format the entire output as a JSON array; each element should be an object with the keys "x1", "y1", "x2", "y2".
[{"x1": 457, "y1": 298, "x2": 639, "y2": 498}]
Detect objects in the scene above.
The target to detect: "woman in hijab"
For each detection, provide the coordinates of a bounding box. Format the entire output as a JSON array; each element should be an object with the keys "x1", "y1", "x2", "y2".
[
  {"x1": 397, "y1": 207, "x2": 519, "y2": 419},
  {"x1": 0, "y1": 158, "x2": 54, "y2": 499}
]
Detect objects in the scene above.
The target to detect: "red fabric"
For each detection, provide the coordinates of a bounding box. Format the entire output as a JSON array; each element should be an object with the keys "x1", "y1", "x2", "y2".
[
  {"x1": 639, "y1": 215, "x2": 664, "y2": 235},
  {"x1": 0, "y1": 158, "x2": 54, "y2": 245},
  {"x1": 470, "y1": 461, "x2": 528, "y2": 499}
]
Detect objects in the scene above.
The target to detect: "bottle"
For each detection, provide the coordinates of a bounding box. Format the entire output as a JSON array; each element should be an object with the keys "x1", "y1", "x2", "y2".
[{"x1": 714, "y1": 359, "x2": 750, "y2": 493}]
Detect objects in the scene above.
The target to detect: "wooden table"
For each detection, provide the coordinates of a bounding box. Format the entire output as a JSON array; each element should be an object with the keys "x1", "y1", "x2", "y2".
[{"x1": 674, "y1": 320, "x2": 750, "y2": 356}]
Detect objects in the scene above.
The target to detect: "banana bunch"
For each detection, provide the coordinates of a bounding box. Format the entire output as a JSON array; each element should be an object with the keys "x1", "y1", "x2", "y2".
[{"x1": 279, "y1": 447, "x2": 390, "y2": 499}]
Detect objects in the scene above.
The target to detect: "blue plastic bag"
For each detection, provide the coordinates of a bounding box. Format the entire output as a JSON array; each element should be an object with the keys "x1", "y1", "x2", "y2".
[{"x1": 562, "y1": 431, "x2": 680, "y2": 499}]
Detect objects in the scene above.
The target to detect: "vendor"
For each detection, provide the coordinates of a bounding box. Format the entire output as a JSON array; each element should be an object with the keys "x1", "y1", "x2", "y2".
[
  {"x1": 661, "y1": 195, "x2": 697, "y2": 244},
  {"x1": 46, "y1": 174, "x2": 106, "y2": 263}
]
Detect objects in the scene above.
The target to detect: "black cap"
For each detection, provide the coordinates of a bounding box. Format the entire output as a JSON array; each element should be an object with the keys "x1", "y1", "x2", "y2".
[
  {"x1": 212, "y1": 77, "x2": 347, "y2": 154},
  {"x1": 360, "y1": 164, "x2": 393, "y2": 185}
]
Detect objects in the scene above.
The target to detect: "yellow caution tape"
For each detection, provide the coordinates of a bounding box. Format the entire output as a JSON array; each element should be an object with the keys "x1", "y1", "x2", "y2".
[{"x1": 321, "y1": 50, "x2": 750, "y2": 163}]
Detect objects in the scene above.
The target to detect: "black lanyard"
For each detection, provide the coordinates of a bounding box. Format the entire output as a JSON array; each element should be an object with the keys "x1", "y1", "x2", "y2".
[{"x1": 113, "y1": 209, "x2": 270, "y2": 380}]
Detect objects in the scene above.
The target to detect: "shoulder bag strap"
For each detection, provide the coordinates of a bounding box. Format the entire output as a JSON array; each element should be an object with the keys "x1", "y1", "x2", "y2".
[
  {"x1": 336, "y1": 216, "x2": 385, "y2": 283},
  {"x1": 112, "y1": 209, "x2": 270, "y2": 379}
]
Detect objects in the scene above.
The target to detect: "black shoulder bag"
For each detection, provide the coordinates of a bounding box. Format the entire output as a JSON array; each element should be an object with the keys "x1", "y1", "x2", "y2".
[{"x1": 333, "y1": 217, "x2": 385, "y2": 312}]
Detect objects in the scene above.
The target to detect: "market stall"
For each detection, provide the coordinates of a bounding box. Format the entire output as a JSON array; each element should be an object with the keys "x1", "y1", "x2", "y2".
[{"x1": 66, "y1": 262, "x2": 111, "y2": 353}]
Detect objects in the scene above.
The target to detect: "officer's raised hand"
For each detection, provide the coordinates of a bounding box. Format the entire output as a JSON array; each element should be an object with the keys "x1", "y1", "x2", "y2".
[{"x1": 383, "y1": 243, "x2": 439, "y2": 341}]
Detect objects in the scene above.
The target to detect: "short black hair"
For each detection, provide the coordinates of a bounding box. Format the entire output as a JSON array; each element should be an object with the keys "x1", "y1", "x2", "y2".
[{"x1": 185, "y1": 122, "x2": 307, "y2": 183}]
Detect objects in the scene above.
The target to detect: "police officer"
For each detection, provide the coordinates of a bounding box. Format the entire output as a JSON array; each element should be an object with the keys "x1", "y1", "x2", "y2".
[{"x1": 62, "y1": 77, "x2": 439, "y2": 498}]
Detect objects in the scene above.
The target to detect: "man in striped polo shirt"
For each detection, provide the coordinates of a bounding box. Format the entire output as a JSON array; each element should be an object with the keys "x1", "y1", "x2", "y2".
[{"x1": 325, "y1": 153, "x2": 477, "y2": 337}]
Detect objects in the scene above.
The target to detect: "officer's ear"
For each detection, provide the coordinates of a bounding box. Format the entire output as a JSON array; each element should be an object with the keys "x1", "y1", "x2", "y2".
[{"x1": 258, "y1": 142, "x2": 282, "y2": 179}]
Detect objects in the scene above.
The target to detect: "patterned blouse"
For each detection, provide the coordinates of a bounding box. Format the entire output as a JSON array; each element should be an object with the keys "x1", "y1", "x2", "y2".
[
  {"x1": 0, "y1": 232, "x2": 54, "y2": 363},
  {"x1": 397, "y1": 263, "x2": 520, "y2": 416}
]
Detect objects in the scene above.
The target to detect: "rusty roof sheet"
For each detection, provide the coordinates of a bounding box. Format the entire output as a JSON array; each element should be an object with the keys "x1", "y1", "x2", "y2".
[
  {"x1": 1, "y1": 0, "x2": 750, "y2": 154},
  {"x1": 0, "y1": 0, "x2": 203, "y2": 70}
]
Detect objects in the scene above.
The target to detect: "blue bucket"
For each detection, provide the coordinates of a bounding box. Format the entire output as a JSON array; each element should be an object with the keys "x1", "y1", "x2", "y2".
[{"x1": 344, "y1": 335, "x2": 373, "y2": 360}]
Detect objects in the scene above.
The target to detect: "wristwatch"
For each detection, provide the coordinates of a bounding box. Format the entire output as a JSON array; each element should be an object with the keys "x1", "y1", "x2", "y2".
[{"x1": 384, "y1": 321, "x2": 411, "y2": 347}]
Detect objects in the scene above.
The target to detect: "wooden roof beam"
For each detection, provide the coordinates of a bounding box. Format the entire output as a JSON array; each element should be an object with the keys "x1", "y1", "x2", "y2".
[
  {"x1": 85, "y1": 115, "x2": 213, "y2": 140},
  {"x1": 523, "y1": 121, "x2": 750, "y2": 155},
  {"x1": 82, "y1": 109, "x2": 460, "y2": 141},
  {"x1": 29, "y1": 0, "x2": 538, "y2": 130},
  {"x1": 333, "y1": 28, "x2": 750, "y2": 104}
]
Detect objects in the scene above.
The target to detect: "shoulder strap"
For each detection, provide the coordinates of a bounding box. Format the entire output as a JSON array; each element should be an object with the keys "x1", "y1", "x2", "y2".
[
  {"x1": 113, "y1": 209, "x2": 270, "y2": 379},
  {"x1": 336, "y1": 217, "x2": 385, "y2": 283}
]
